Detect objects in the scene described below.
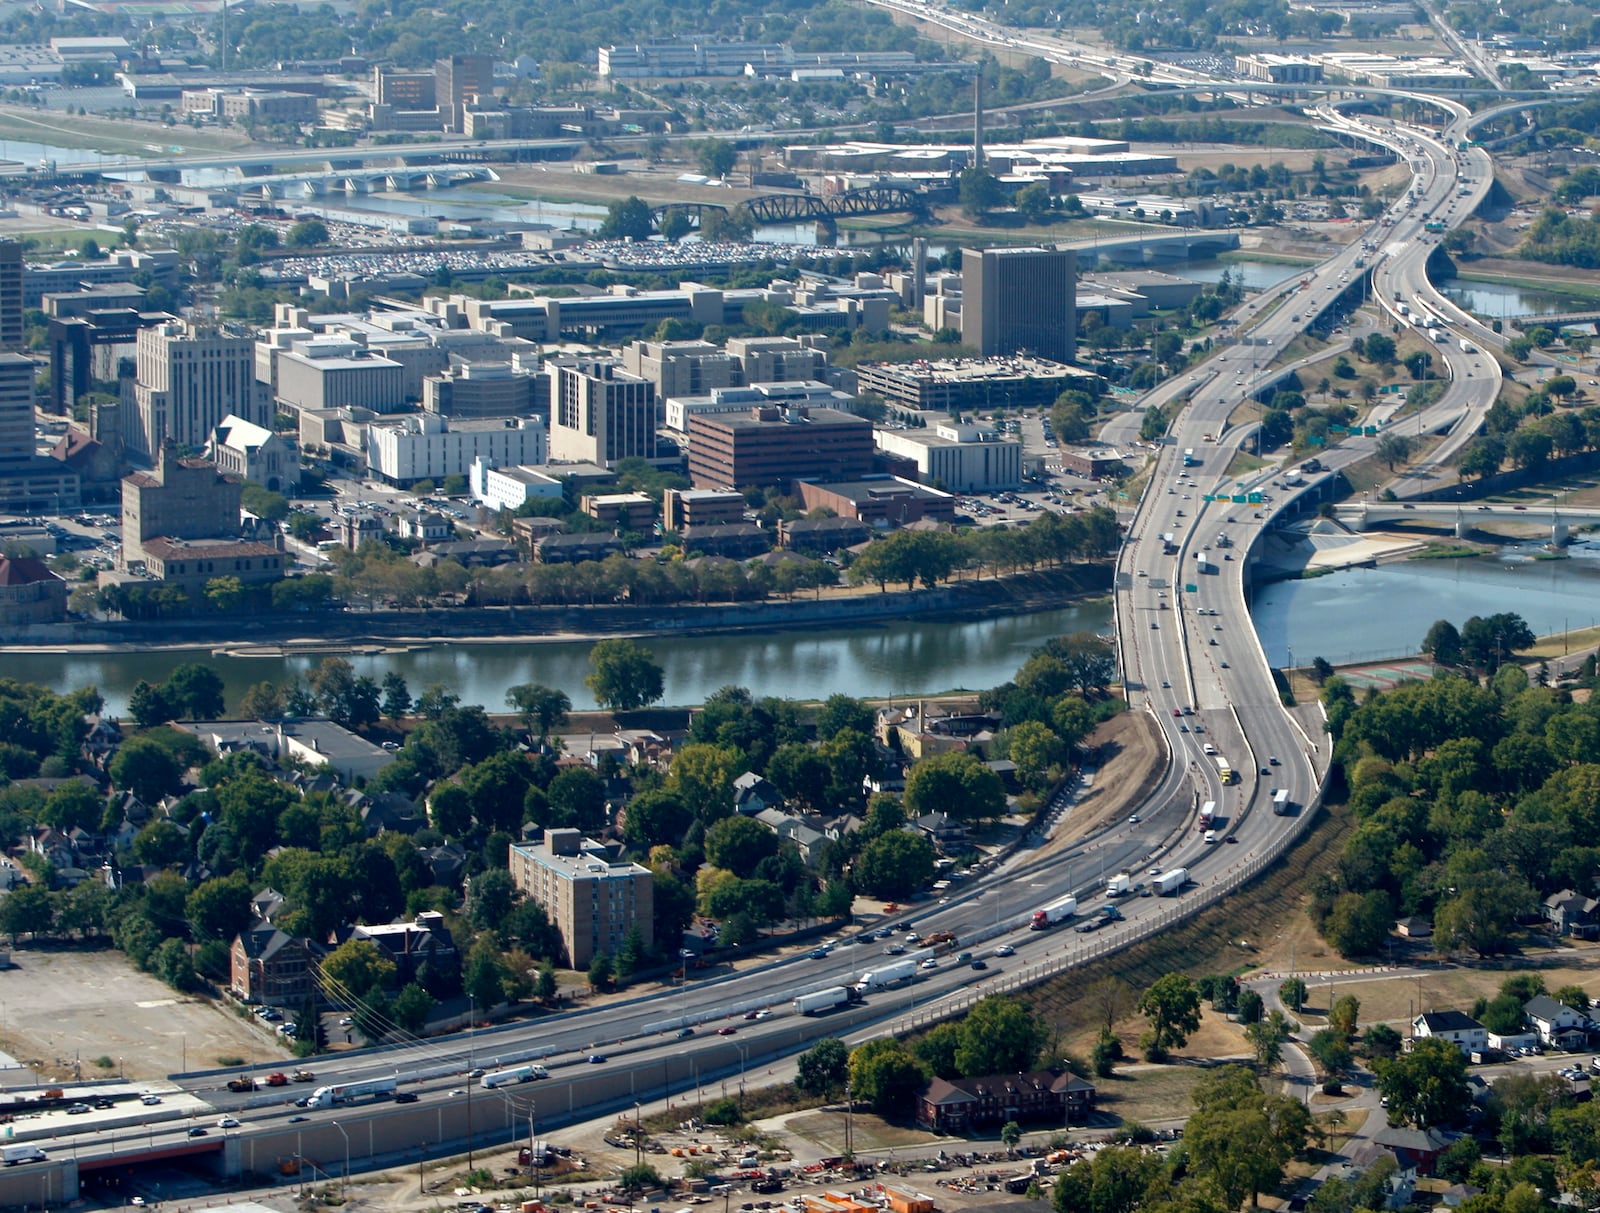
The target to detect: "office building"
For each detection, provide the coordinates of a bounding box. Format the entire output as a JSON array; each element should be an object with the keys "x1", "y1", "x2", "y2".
[
  {"x1": 874, "y1": 422, "x2": 1022, "y2": 493},
  {"x1": 366, "y1": 414, "x2": 547, "y2": 488},
  {"x1": 375, "y1": 66, "x2": 436, "y2": 109},
  {"x1": 725, "y1": 335, "x2": 830, "y2": 385},
  {"x1": 547, "y1": 360, "x2": 657, "y2": 468},
  {"x1": 0, "y1": 555, "x2": 68, "y2": 625},
  {"x1": 0, "y1": 241, "x2": 21, "y2": 353},
  {"x1": 1234, "y1": 54, "x2": 1323, "y2": 83},
  {"x1": 961, "y1": 247, "x2": 1077, "y2": 363},
  {"x1": 662, "y1": 488, "x2": 746, "y2": 532},
  {"x1": 423, "y1": 361, "x2": 545, "y2": 420},
  {"x1": 854, "y1": 355, "x2": 1099, "y2": 413},
  {"x1": 470, "y1": 460, "x2": 566, "y2": 513},
  {"x1": 688, "y1": 405, "x2": 873, "y2": 491},
  {"x1": 508, "y1": 829, "x2": 654, "y2": 970},
  {"x1": 131, "y1": 321, "x2": 262, "y2": 461},
  {"x1": 120, "y1": 445, "x2": 285, "y2": 589},
  {"x1": 0, "y1": 353, "x2": 79, "y2": 513},
  {"x1": 621, "y1": 339, "x2": 739, "y2": 399},
  {"x1": 664, "y1": 381, "x2": 852, "y2": 433},
  {"x1": 435, "y1": 54, "x2": 494, "y2": 133},
  {"x1": 275, "y1": 340, "x2": 409, "y2": 415},
  {"x1": 796, "y1": 475, "x2": 957, "y2": 526}
]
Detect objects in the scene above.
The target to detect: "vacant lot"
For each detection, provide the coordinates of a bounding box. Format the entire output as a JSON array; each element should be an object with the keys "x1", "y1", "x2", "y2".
[{"x1": 0, "y1": 946, "x2": 289, "y2": 1080}]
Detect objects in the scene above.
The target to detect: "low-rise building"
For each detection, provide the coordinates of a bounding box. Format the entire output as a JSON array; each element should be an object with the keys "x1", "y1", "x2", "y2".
[
  {"x1": 177, "y1": 717, "x2": 396, "y2": 785},
  {"x1": 534, "y1": 532, "x2": 624, "y2": 565},
  {"x1": 0, "y1": 556, "x2": 68, "y2": 626},
  {"x1": 1524, "y1": 994, "x2": 1591, "y2": 1049},
  {"x1": 508, "y1": 829, "x2": 654, "y2": 970},
  {"x1": 680, "y1": 523, "x2": 769, "y2": 558},
  {"x1": 1411, "y1": 1011, "x2": 1487, "y2": 1056},
  {"x1": 688, "y1": 405, "x2": 873, "y2": 491},
  {"x1": 209, "y1": 414, "x2": 298, "y2": 493},
  {"x1": 471, "y1": 459, "x2": 566, "y2": 513},
  {"x1": 231, "y1": 920, "x2": 319, "y2": 1008},
  {"x1": 1234, "y1": 53, "x2": 1323, "y2": 83},
  {"x1": 873, "y1": 422, "x2": 1022, "y2": 493},
  {"x1": 367, "y1": 414, "x2": 547, "y2": 488},
  {"x1": 663, "y1": 488, "x2": 746, "y2": 532},
  {"x1": 796, "y1": 476, "x2": 957, "y2": 526},
  {"x1": 779, "y1": 515, "x2": 872, "y2": 553},
  {"x1": 855, "y1": 356, "x2": 1100, "y2": 414},
  {"x1": 582, "y1": 491, "x2": 654, "y2": 530},
  {"x1": 918, "y1": 1070, "x2": 1096, "y2": 1133}
]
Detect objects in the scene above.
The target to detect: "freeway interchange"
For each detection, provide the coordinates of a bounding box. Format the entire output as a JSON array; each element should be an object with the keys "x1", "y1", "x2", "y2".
[{"x1": 12, "y1": 51, "x2": 1519, "y2": 1204}]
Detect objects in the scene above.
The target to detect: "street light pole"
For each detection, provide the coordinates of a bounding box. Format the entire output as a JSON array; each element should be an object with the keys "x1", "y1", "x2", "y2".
[{"x1": 332, "y1": 1120, "x2": 349, "y2": 1197}]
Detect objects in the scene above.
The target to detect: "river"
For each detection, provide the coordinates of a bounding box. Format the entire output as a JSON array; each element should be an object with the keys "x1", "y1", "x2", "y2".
[
  {"x1": 8, "y1": 603, "x2": 1113, "y2": 715},
  {"x1": 1439, "y1": 277, "x2": 1597, "y2": 320}
]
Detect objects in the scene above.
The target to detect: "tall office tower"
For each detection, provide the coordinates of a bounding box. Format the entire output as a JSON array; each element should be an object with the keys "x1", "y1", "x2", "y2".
[
  {"x1": 131, "y1": 321, "x2": 261, "y2": 461},
  {"x1": 961, "y1": 246, "x2": 1077, "y2": 364},
  {"x1": 434, "y1": 54, "x2": 495, "y2": 133},
  {"x1": 546, "y1": 359, "x2": 658, "y2": 468},
  {"x1": 0, "y1": 241, "x2": 22, "y2": 352},
  {"x1": 0, "y1": 353, "x2": 34, "y2": 466}
]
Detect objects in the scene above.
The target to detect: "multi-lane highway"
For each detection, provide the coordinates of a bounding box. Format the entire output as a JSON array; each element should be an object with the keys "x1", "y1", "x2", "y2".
[{"x1": 9, "y1": 26, "x2": 1524, "y2": 1202}]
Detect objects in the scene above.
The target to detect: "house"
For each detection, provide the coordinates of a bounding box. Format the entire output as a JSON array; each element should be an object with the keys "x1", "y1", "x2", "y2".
[
  {"x1": 733, "y1": 771, "x2": 782, "y2": 815},
  {"x1": 1524, "y1": 994, "x2": 1591, "y2": 1049},
  {"x1": 915, "y1": 812, "x2": 969, "y2": 852},
  {"x1": 1411, "y1": 1011, "x2": 1487, "y2": 1056},
  {"x1": 231, "y1": 920, "x2": 319, "y2": 1007},
  {"x1": 343, "y1": 911, "x2": 458, "y2": 988},
  {"x1": 916, "y1": 1070, "x2": 1096, "y2": 1133},
  {"x1": 1542, "y1": 889, "x2": 1600, "y2": 939},
  {"x1": 1441, "y1": 1184, "x2": 1482, "y2": 1208},
  {"x1": 1371, "y1": 1125, "x2": 1456, "y2": 1177},
  {"x1": 1395, "y1": 916, "x2": 1433, "y2": 939},
  {"x1": 418, "y1": 843, "x2": 467, "y2": 886},
  {"x1": 752, "y1": 807, "x2": 831, "y2": 866}
]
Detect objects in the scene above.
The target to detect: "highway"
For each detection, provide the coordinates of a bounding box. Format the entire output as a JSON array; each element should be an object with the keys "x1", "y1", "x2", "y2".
[{"x1": 14, "y1": 24, "x2": 1523, "y2": 1196}]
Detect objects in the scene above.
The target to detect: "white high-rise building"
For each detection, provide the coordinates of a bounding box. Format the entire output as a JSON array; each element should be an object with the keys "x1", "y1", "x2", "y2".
[{"x1": 131, "y1": 321, "x2": 263, "y2": 460}]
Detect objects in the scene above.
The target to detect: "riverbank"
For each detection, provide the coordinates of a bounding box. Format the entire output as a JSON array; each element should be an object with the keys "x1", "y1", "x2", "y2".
[{"x1": 2, "y1": 565, "x2": 1113, "y2": 655}]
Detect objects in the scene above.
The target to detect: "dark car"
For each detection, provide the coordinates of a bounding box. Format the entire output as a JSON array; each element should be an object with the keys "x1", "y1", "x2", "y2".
[
  {"x1": 970, "y1": 959, "x2": 988, "y2": 970},
  {"x1": 676, "y1": 1027, "x2": 695, "y2": 1038},
  {"x1": 717, "y1": 1026, "x2": 738, "y2": 1036},
  {"x1": 187, "y1": 1127, "x2": 208, "y2": 1138},
  {"x1": 588, "y1": 1055, "x2": 607, "y2": 1064},
  {"x1": 394, "y1": 1091, "x2": 419, "y2": 1103}
]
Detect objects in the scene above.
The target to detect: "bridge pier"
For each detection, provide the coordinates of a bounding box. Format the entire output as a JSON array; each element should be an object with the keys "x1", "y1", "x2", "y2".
[
  {"x1": 1553, "y1": 521, "x2": 1568, "y2": 546},
  {"x1": 1455, "y1": 513, "x2": 1471, "y2": 539}
]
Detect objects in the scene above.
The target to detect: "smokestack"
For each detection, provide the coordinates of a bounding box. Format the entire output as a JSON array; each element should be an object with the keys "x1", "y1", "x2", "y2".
[
  {"x1": 912, "y1": 237, "x2": 927, "y2": 311},
  {"x1": 973, "y1": 67, "x2": 985, "y2": 171}
]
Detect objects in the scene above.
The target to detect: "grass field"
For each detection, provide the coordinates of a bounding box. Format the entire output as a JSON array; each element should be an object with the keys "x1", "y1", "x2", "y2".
[
  {"x1": 0, "y1": 104, "x2": 254, "y2": 157},
  {"x1": 785, "y1": 1111, "x2": 940, "y2": 1153}
]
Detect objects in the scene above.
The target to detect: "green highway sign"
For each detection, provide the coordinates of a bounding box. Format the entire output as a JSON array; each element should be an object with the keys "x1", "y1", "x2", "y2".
[
  {"x1": 1185, "y1": 584, "x2": 1198, "y2": 593},
  {"x1": 1247, "y1": 493, "x2": 1264, "y2": 505}
]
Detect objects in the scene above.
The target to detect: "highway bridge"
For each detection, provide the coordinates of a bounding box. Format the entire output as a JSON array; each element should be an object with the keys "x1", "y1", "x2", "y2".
[
  {"x1": 0, "y1": 23, "x2": 1516, "y2": 1213},
  {"x1": 1334, "y1": 499, "x2": 1599, "y2": 542}
]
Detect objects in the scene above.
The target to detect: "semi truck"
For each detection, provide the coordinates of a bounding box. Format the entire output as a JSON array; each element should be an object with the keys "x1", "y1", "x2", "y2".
[
  {"x1": 1105, "y1": 872, "x2": 1132, "y2": 898},
  {"x1": 1460, "y1": 338, "x2": 1477, "y2": 353},
  {"x1": 1273, "y1": 788, "x2": 1293, "y2": 815},
  {"x1": 794, "y1": 987, "x2": 856, "y2": 1015},
  {"x1": 1214, "y1": 754, "x2": 1235, "y2": 784},
  {"x1": 854, "y1": 958, "x2": 919, "y2": 993},
  {"x1": 481, "y1": 1064, "x2": 549, "y2": 1088},
  {"x1": 1030, "y1": 894, "x2": 1078, "y2": 930},
  {"x1": 1198, "y1": 800, "x2": 1216, "y2": 829},
  {"x1": 1155, "y1": 868, "x2": 1189, "y2": 896},
  {"x1": 306, "y1": 1077, "x2": 399, "y2": 1108},
  {"x1": 1195, "y1": 551, "x2": 1213, "y2": 574},
  {"x1": 1397, "y1": 302, "x2": 1409, "y2": 316},
  {"x1": 3, "y1": 1146, "x2": 47, "y2": 1166}
]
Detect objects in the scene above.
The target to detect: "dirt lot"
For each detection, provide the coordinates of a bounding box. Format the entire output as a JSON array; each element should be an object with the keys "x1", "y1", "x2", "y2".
[
  {"x1": 0, "y1": 946, "x2": 289, "y2": 1080},
  {"x1": 1045, "y1": 711, "x2": 1163, "y2": 855}
]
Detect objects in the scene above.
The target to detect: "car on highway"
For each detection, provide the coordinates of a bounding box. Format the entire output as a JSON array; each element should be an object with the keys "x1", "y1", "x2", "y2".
[
  {"x1": 920, "y1": 957, "x2": 939, "y2": 970},
  {"x1": 67, "y1": 1103, "x2": 90, "y2": 1115},
  {"x1": 994, "y1": 944, "x2": 1015, "y2": 957},
  {"x1": 717, "y1": 1026, "x2": 739, "y2": 1035},
  {"x1": 217, "y1": 1117, "x2": 241, "y2": 1128},
  {"x1": 971, "y1": 959, "x2": 988, "y2": 970},
  {"x1": 289, "y1": 1116, "x2": 309, "y2": 1123},
  {"x1": 1129, "y1": 814, "x2": 1140, "y2": 823},
  {"x1": 141, "y1": 1095, "x2": 162, "y2": 1106},
  {"x1": 187, "y1": 1127, "x2": 208, "y2": 1138},
  {"x1": 676, "y1": 1027, "x2": 695, "y2": 1038},
  {"x1": 394, "y1": 1091, "x2": 419, "y2": 1103},
  {"x1": 587, "y1": 1055, "x2": 607, "y2": 1064},
  {"x1": 808, "y1": 948, "x2": 828, "y2": 959}
]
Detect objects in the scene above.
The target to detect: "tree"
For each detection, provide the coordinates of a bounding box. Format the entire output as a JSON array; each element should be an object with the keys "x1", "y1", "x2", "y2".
[
  {"x1": 1434, "y1": 871, "x2": 1533, "y2": 956},
  {"x1": 380, "y1": 672, "x2": 412, "y2": 720},
  {"x1": 1246, "y1": 1010, "x2": 1292, "y2": 1070},
  {"x1": 506, "y1": 683, "x2": 571, "y2": 739},
  {"x1": 600, "y1": 196, "x2": 653, "y2": 241},
  {"x1": 705, "y1": 815, "x2": 780, "y2": 877},
  {"x1": 1138, "y1": 973, "x2": 1202, "y2": 1060},
  {"x1": 816, "y1": 694, "x2": 873, "y2": 742},
  {"x1": 1364, "y1": 1023, "x2": 1402, "y2": 1061},
  {"x1": 1309, "y1": 1028, "x2": 1353, "y2": 1090},
  {"x1": 1403, "y1": 350, "x2": 1435, "y2": 381},
  {"x1": 1375, "y1": 432, "x2": 1415, "y2": 471},
  {"x1": 1422, "y1": 620, "x2": 1463, "y2": 665},
  {"x1": 696, "y1": 138, "x2": 737, "y2": 179},
  {"x1": 796, "y1": 1038, "x2": 849, "y2": 1098},
  {"x1": 1329, "y1": 993, "x2": 1361, "y2": 1040},
  {"x1": 1000, "y1": 1120, "x2": 1023, "y2": 1150},
  {"x1": 128, "y1": 680, "x2": 173, "y2": 729},
  {"x1": 1361, "y1": 333, "x2": 1396, "y2": 365},
  {"x1": 109, "y1": 735, "x2": 184, "y2": 803},
  {"x1": 586, "y1": 639, "x2": 664, "y2": 711},
  {"x1": 1185, "y1": 1065, "x2": 1311, "y2": 1208},
  {"x1": 903, "y1": 751, "x2": 1006, "y2": 823},
  {"x1": 163, "y1": 663, "x2": 226, "y2": 719},
  {"x1": 287, "y1": 219, "x2": 329, "y2": 248},
  {"x1": 392, "y1": 982, "x2": 436, "y2": 1033},
  {"x1": 320, "y1": 938, "x2": 396, "y2": 1002},
  {"x1": 848, "y1": 1038, "x2": 929, "y2": 1118},
  {"x1": 955, "y1": 996, "x2": 1049, "y2": 1077},
  {"x1": 852, "y1": 830, "x2": 935, "y2": 900},
  {"x1": 1322, "y1": 890, "x2": 1393, "y2": 957},
  {"x1": 546, "y1": 766, "x2": 608, "y2": 833},
  {"x1": 1374, "y1": 1035, "x2": 1469, "y2": 1128},
  {"x1": 1278, "y1": 977, "x2": 1307, "y2": 1012},
  {"x1": 958, "y1": 166, "x2": 1004, "y2": 217},
  {"x1": 1546, "y1": 374, "x2": 1577, "y2": 400}
]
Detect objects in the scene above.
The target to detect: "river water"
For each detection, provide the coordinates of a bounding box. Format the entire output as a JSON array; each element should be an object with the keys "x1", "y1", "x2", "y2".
[
  {"x1": 8, "y1": 602, "x2": 1113, "y2": 715},
  {"x1": 1439, "y1": 278, "x2": 1595, "y2": 320}
]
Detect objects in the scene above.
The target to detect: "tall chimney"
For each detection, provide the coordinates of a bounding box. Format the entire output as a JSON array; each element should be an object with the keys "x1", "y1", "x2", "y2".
[{"x1": 973, "y1": 66, "x2": 985, "y2": 172}]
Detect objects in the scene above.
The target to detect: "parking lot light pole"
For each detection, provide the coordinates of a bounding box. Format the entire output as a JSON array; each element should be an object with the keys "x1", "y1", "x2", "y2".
[{"x1": 332, "y1": 1121, "x2": 349, "y2": 1197}]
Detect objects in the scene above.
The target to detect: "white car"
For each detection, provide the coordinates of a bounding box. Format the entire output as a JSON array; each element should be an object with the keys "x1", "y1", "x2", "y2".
[
  {"x1": 217, "y1": 1116, "x2": 241, "y2": 1128},
  {"x1": 994, "y1": 944, "x2": 1015, "y2": 957},
  {"x1": 140, "y1": 1094, "x2": 162, "y2": 1106},
  {"x1": 920, "y1": 957, "x2": 939, "y2": 970}
]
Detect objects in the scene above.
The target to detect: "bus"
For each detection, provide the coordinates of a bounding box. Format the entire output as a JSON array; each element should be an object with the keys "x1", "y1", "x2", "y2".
[
  {"x1": 1272, "y1": 788, "x2": 1292, "y2": 815},
  {"x1": 1182, "y1": 448, "x2": 1197, "y2": 467},
  {"x1": 1214, "y1": 754, "x2": 1234, "y2": 785}
]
